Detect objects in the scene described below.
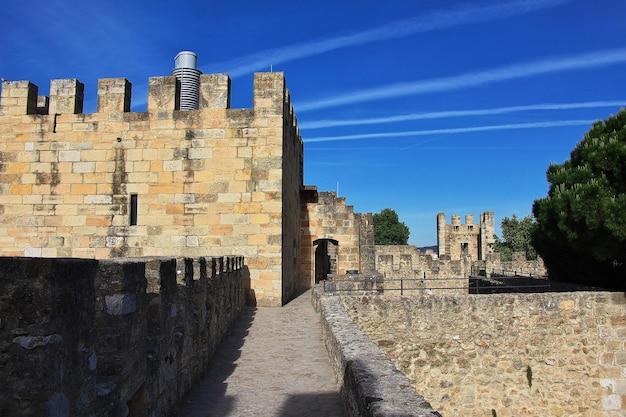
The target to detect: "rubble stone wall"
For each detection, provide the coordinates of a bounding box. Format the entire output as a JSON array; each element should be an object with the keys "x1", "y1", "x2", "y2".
[
  {"x1": 341, "y1": 292, "x2": 626, "y2": 416},
  {"x1": 0, "y1": 256, "x2": 245, "y2": 417},
  {"x1": 312, "y1": 289, "x2": 440, "y2": 417}
]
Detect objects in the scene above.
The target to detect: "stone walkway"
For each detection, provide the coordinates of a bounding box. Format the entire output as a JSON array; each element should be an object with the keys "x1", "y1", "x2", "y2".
[{"x1": 178, "y1": 290, "x2": 347, "y2": 417}]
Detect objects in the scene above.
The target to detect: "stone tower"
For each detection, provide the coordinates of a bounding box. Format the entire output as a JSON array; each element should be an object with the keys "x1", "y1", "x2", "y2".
[
  {"x1": 0, "y1": 54, "x2": 373, "y2": 306},
  {"x1": 437, "y1": 212, "x2": 495, "y2": 260}
]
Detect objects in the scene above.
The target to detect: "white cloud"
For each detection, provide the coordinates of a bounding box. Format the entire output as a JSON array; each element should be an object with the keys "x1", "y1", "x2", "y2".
[
  {"x1": 297, "y1": 48, "x2": 626, "y2": 111},
  {"x1": 300, "y1": 101, "x2": 625, "y2": 129},
  {"x1": 205, "y1": 0, "x2": 572, "y2": 77},
  {"x1": 304, "y1": 119, "x2": 594, "y2": 143}
]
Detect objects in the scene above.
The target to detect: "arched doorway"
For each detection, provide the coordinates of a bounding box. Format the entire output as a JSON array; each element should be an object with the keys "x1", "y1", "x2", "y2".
[{"x1": 313, "y1": 239, "x2": 338, "y2": 284}]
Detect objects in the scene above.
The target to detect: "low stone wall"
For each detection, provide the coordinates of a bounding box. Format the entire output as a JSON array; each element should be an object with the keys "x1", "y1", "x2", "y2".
[
  {"x1": 340, "y1": 292, "x2": 626, "y2": 416},
  {"x1": 312, "y1": 287, "x2": 441, "y2": 417},
  {"x1": 375, "y1": 246, "x2": 547, "y2": 289},
  {"x1": 322, "y1": 272, "x2": 384, "y2": 294},
  {"x1": 483, "y1": 252, "x2": 547, "y2": 278},
  {"x1": 0, "y1": 256, "x2": 245, "y2": 417}
]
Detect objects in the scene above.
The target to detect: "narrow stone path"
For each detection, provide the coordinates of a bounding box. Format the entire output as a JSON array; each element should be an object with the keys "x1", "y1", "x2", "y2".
[{"x1": 178, "y1": 290, "x2": 347, "y2": 417}]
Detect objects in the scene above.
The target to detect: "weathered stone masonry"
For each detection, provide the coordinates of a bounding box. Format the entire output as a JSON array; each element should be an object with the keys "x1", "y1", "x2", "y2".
[
  {"x1": 0, "y1": 73, "x2": 300, "y2": 306},
  {"x1": 0, "y1": 70, "x2": 373, "y2": 306},
  {"x1": 342, "y1": 292, "x2": 626, "y2": 416},
  {"x1": 437, "y1": 212, "x2": 495, "y2": 261},
  {"x1": 375, "y1": 245, "x2": 547, "y2": 291},
  {"x1": 312, "y1": 289, "x2": 441, "y2": 417},
  {"x1": 0, "y1": 256, "x2": 244, "y2": 417}
]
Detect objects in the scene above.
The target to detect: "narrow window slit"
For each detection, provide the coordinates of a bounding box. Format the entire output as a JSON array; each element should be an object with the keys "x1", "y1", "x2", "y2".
[{"x1": 130, "y1": 194, "x2": 138, "y2": 226}]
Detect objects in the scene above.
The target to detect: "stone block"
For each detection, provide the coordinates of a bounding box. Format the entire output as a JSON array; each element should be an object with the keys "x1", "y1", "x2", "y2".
[
  {"x1": 199, "y1": 73, "x2": 231, "y2": 109},
  {"x1": 188, "y1": 147, "x2": 212, "y2": 159},
  {"x1": 1, "y1": 80, "x2": 38, "y2": 115},
  {"x1": 248, "y1": 234, "x2": 267, "y2": 245},
  {"x1": 49, "y1": 79, "x2": 84, "y2": 114},
  {"x1": 97, "y1": 78, "x2": 131, "y2": 113},
  {"x1": 602, "y1": 394, "x2": 621, "y2": 410},
  {"x1": 73, "y1": 161, "x2": 96, "y2": 173},
  {"x1": 148, "y1": 76, "x2": 179, "y2": 112},
  {"x1": 84, "y1": 195, "x2": 113, "y2": 205},
  {"x1": 59, "y1": 150, "x2": 81, "y2": 161},
  {"x1": 163, "y1": 160, "x2": 183, "y2": 171},
  {"x1": 70, "y1": 184, "x2": 96, "y2": 195}
]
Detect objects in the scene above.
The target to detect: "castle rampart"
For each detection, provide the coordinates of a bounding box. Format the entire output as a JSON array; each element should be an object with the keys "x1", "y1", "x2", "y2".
[
  {"x1": 375, "y1": 244, "x2": 472, "y2": 294},
  {"x1": 0, "y1": 72, "x2": 302, "y2": 306},
  {"x1": 0, "y1": 256, "x2": 245, "y2": 417},
  {"x1": 375, "y1": 245, "x2": 546, "y2": 293},
  {"x1": 341, "y1": 292, "x2": 626, "y2": 416}
]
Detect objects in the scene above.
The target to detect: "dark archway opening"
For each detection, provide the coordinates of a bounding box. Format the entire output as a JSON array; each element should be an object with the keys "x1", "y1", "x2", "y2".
[{"x1": 313, "y1": 239, "x2": 338, "y2": 284}]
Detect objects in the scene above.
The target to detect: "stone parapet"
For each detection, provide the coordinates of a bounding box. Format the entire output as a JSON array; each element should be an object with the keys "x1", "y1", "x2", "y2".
[
  {"x1": 312, "y1": 287, "x2": 441, "y2": 417},
  {"x1": 0, "y1": 256, "x2": 245, "y2": 417},
  {"x1": 376, "y1": 246, "x2": 547, "y2": 289},
  {"x1": 342, "y1": 292, "x2": 626, "y2": 416}
]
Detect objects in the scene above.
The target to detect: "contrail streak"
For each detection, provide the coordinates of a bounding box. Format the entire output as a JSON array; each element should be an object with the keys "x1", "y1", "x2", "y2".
[
  {"x1": 300, "y1": 101, "x2": 625, "y2": 129},
  {"x1": 304, "y1": 119, "x2": 594, "y2": 143},
  {"x1": 204, "y1": 0, "x2": 572, "y2": 77},
  {"x1": 297, "y1": 48, "x2": 626, "y2": 112}
]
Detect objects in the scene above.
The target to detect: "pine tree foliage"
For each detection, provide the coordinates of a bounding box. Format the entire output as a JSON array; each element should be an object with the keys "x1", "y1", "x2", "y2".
[
  {"x1": 532, "y1": 108, "x2": 626, "y2": 289},
  {"x1": 373, "y1": 208, "x2": 410, "y2": 245}
]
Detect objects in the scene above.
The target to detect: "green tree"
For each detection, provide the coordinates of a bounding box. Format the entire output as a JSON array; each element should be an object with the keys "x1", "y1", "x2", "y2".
[
  {"x1": 373, "y1": 208, "x2": 410, "y2": 245},
  {"x1": 532, "y1": 108, "x2": 626, "y2": 290},
  {"x1": 490, "y1": 215, "x2": 537, "y2": 261}
]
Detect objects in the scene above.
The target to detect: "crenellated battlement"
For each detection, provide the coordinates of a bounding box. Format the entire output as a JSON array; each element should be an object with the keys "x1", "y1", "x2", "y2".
[
  {"x1": 0, "y1": 66, "x2": 303, "y2": 307},
  {"x1": 0, "y1": 256, "x2": 244, "y2": 416},
  {"x1": 0, "y1": 72, "x2": 297, "y2": 117},
  {"x1": 437, "y1": 211, "x2": 495, "y2": 261}
]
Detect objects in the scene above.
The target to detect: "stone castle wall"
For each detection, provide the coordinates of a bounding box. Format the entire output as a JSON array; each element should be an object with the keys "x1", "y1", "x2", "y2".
[
  {"x1": 355, "y1": 212, "x2": 376, "y2": 273},
  {"x1": 375, "y1": 245, "x2": 471, "y2": 294},
  {"x1": 375, "y1": 245, "x2": 547, "y2": 291},
  {"x1": 341, "y1": 292, "x2": 626, "y2": 416},
  {"x1": 312, "y1": 290, "x2": 440, "y2": 417},
  {"x1": 0, "y1": 256, "x2": 245, "y2": 417},
  {"x1": 482, "y1": 251, "x2": 547, "y2": 277},
  {"x1": 299, "y1": 191, "x2": 364, "y2": 288},
  {"x1": 0, "y1": 72, "x2": 302, "y2": 306}
]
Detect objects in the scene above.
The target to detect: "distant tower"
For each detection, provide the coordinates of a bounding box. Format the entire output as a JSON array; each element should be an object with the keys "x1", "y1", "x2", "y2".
[
  {"x1": 172, "y1": 51, "x2": 201, "y2": 110},
  {"x1": 437, "y1": 212, "x2": 447, "y2": 257},
  {"x1": 479, "y1": 212, "x2": 495, "y2": 260}
]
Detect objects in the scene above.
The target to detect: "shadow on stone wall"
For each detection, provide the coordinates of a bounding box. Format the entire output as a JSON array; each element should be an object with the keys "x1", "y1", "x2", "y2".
[
  {"x1": 177, "y1": 306, "x2": 256, "y2": 416},
  {"x1": 312, "y1": 287, "x2": 442, "y2": 417},
  {"x1": 0, "y1": 256, "x2": 245, "y2": 417}
]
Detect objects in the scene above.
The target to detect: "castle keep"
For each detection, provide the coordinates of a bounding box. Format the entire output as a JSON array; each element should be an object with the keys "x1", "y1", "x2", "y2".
[
  {"x1": 437, "y1": 212, "x2": 495, "y2": 261},
  {"x1": 0, "y1": 53, "x2": 373, "y2": 306}
]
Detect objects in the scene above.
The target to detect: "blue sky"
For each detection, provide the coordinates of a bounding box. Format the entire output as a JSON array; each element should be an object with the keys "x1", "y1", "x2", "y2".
[{"x1": 1, "y1": 0, "x2": 625, "y2": 246}]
